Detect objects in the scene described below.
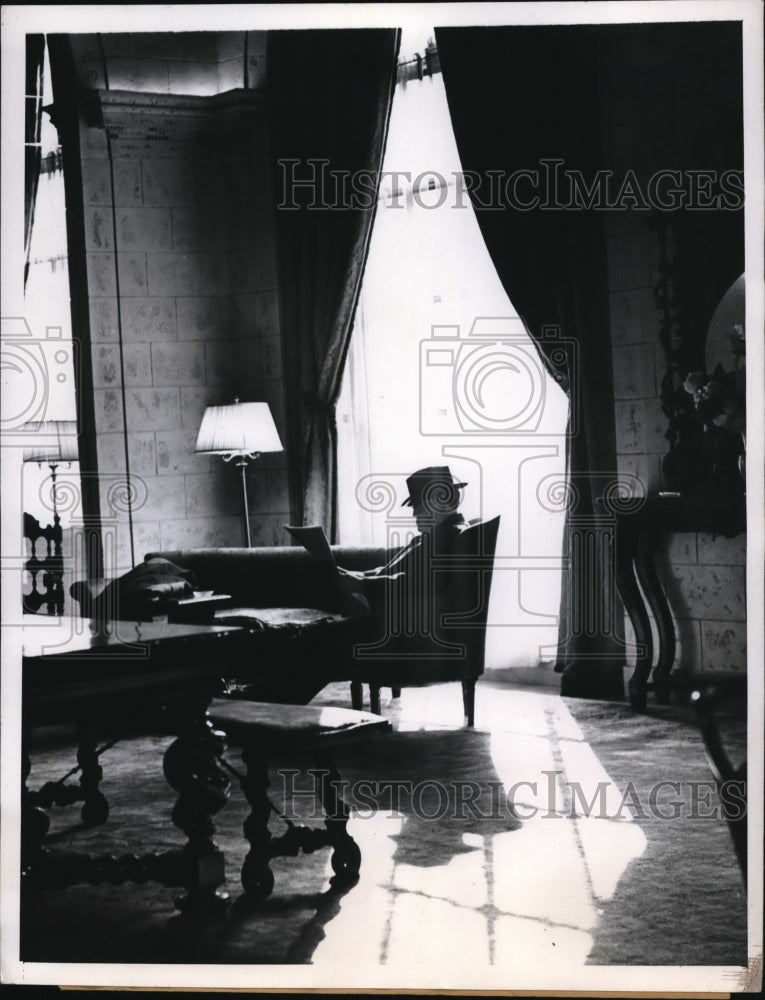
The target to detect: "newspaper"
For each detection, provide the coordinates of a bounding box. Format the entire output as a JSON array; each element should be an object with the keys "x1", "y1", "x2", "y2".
[{"x1": 284, "y1": 524, "x2": 336, "y2": 565}]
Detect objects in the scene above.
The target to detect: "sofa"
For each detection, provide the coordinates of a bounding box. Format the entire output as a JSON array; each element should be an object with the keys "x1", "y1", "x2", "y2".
[
  {"x1": 70, "y1": 544, "x2": 385, "y2": 705},
  {"x1": 146, "y1": 545, "x2": 388, "y2": 614},
  {"x1": 70, "y1": 523, "x2": 498, "y2": 724}
]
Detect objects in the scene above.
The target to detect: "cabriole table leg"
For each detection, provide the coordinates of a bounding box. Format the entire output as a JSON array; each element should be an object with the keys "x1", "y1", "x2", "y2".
[{"x1": 614, "y1": 524, "x2": 654, "y2": 711}]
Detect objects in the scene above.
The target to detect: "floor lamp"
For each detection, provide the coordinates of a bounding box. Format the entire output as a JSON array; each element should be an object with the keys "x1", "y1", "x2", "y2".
[
  {"x1": 195, "y1": 399, "x2": 283, "y2": 548},
  {"x1": 23, "y1": 419, "x2": 80, "y2": 547}
]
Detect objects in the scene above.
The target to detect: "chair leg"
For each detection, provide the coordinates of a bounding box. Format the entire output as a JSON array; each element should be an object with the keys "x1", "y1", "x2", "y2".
[
  {"x1": 350, "y1": 680, "x2": 363, "y2": 711},
  {"x1": 462, "y1": 679, "x2": 476, "y2": 728},
  {"x1": 391, "y1": 687, "x2": 401, "y2": 699},
  {"x1": 369, "y1": 686, "x2": 381, "y2": 715}
]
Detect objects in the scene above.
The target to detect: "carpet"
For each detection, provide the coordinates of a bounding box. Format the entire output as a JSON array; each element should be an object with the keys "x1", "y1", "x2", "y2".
[
  {"x1": 16, "y1": 679, "x2": 749, "y2": 975},
  {"x1": 563, "y1": 694, "x2": 748, "y2": 967},
  {"x1": 19, "y1": 716, "x2": 519, "y2": 966}
]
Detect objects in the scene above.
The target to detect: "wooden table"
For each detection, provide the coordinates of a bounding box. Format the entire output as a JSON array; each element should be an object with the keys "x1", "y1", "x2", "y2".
[
  {"x1": 22, "y1": 619, "x2": 245, "y2": 911},
  {"x1": 602, "y1": 494, "x2": 746, "y2": 711}
]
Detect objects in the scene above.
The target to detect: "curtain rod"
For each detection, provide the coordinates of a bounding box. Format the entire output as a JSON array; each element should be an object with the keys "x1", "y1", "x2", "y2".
[{"x1": 397, "y1": 41, "x2": 440, "y2": 85}]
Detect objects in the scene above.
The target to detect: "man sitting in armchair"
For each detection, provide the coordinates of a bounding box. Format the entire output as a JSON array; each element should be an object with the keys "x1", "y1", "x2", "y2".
[
  {"x1": 334, "y1": 464, "x2": 498, "y2": 723},
  {"x1": 336, "y1": 465, "x2": 472, "y2": 651}
]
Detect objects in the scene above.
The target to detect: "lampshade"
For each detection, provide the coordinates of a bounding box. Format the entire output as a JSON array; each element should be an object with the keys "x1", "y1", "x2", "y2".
[
  {"x1": 195, "y1": 400, "x2": 283, "y2": 457},
  {"x1": 22, "y1": 420, "x2": 79, "y2": 463}
]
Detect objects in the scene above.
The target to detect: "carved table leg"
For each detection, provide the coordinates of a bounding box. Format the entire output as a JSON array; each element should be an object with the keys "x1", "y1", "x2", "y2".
[
  {"x1": 634, "y1": 533, "x2": 676, "y2": 704},
  {"x1": 615, "y1": 523, "x2": 653, "y2": 712},
  {"x1": 76, "y1": 722, "x2": 110, "y2": 826},
  {"x1": 162, "y1": 705, "x2": 231, "y2": 912},
  {"x1": 315, "y1": 751, "x2": 361, "y2": 887},
  {"x1": 239, "y1": 748, "x2": 275, "y2": 899}
]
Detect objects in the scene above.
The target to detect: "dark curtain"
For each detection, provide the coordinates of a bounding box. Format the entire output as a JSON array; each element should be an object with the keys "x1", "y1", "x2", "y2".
[
  {"x1": 268, "y1": 29, "x2": 400, "y2": 540},
  {"x1": 25, "y1": 34, "x2": 46, "y2": 289},
  {"x1": 436, "y1": 25, "x2": 624, "y2": 694}
]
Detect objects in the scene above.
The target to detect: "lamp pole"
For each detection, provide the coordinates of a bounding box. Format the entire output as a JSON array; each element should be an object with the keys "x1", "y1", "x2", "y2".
[
  {"x1": 46, "y1": 459, "x2": 65, "y2": 614},
  {"x1": 49, "y1": 461, "x2": 61, "y2": 544},
  {"x1": 237, "y1": 456, "x2": 252, "y2": 548}
]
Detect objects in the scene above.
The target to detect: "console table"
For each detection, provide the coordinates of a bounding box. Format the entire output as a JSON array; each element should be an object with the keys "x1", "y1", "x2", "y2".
[
  {"x1": 605, "y1": 494, "x2": 746, "y2": 711},
  {"x1": 22, "y1": 619, "x2": 245, "y2": 911}
]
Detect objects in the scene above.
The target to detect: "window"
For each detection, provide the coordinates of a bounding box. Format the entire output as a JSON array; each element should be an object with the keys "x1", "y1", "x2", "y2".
[
  {"x1": 337, "y1": 30, "x2": 568, "y2": 670},
  {"x1": 23, "y1": 40, "x2": 82, "y2": 595}
]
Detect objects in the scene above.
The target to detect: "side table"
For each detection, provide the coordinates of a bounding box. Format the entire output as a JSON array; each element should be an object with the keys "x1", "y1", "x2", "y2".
[
  {"x1": 603, "y1": 493, "x2": 746, "y2": 711},
  {"x1": 22, "y1": 619, "x2": 245, "y2": 911}
]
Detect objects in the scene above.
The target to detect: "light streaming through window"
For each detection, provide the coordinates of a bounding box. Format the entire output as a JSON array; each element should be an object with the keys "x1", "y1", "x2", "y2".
[{"x1": 336, "y1": 28, "x2": 569, "y2": 670}]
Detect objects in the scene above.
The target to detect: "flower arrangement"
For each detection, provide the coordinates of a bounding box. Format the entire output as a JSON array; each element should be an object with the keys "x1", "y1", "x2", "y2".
[
  {"x1": 683, "y1": 323, "x2": 746, "y2": 443},
  {"x1": 660, "y1": 322, "x2": 746, "y2": 495}
]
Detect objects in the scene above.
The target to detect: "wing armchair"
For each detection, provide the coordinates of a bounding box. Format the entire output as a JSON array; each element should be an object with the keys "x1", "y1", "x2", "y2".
[{"x1": 345, "y1": 516, "x2": 500, "y2": 727}]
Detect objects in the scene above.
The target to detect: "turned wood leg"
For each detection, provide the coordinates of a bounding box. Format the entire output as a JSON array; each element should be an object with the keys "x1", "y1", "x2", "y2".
[
  {"x1": 76, "y1": 722, "x2": 109, "y2": 826},
  {"x1": 615, "y1": 525, "x2": 653, "y2": 712},
  {"x1": 163, "y1": 706, "x2": 231, "y2": 912},
  {"x1": 635, "y1": 533, "x2": 675, "y2": 704},
  {"x1": 239, "y1": 748, "x2": 275, "y2": 899},
  {"x1": 350, "y1": 680, "x2": 363, "y2": 711},
  {"x1": 369, "y1": 686, "x2": 381, "y2": 716},
  {"x1": 315, "y1": 751, "x2": 361, "y2": 886},
  {"x1": 462, "y1": 679, "x2": 476, "y2": 728}
]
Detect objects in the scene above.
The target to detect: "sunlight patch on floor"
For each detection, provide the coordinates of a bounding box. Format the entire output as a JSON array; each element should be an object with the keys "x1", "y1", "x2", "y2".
[
  {"x1": 385, "y1": 891, "x2": 491, "y2": 968},
  {"x1": 489, "y1": 732, "x2": 563, "y2": 814},
  {"x1": 558, "y1": 729, "x2": 634, "y2": 816},
  {"x1": 311, "y1": 880, "x2": 396, "y2": 966},
  {"x1": 393, "y1": 684, "x2": 467, "y2": 730},
  {"x1": 556, "y1": 726, "x2": 649, "y2": 901},
  {"x1": 392, "y1": 844, "x2": 489, "y2": 909},
  {"x1": 575, "y1": 817, "x2": 648, "y2": 902},
  {"x1": 491, "y1": 822, "x2": 598, "y2": 929},
  {"x1": 493, "y1": 913, "x2": 594, "y2": 966},
  {"x1": 311, "y1": 685, "x2": 646, "y2": 969}
]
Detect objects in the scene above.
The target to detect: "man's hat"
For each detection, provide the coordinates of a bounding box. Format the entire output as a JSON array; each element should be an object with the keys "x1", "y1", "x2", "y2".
[{"x1": 402, "y1": 466, "x2": 468, "y2": 507}]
